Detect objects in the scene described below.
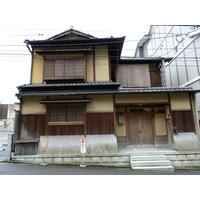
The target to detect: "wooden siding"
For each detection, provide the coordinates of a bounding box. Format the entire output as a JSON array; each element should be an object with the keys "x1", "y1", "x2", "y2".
[
  {"x1": 47, "y1": 125, "x2": 84, "y2": 135},
  {"x1": 117, "y1": 64, "x2": 151, "y2": 87},
  {"x1": 20, "y1": 114, "x2": 46, "y2": 139},
  {"x1": 150, "y1": 71, "x2": 162, "y2": 87},
  {"x1": 86, "y1": 113, "x2": 114, "y2": 134},
  {"x1": 172, "y1": 111, "x2": 195, "y2": 132}
]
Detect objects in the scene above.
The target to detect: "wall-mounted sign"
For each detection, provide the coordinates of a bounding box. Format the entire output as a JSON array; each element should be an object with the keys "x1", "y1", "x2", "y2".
[{"x1": 118, "y1": 115, "x2": 124, "y2": 124}]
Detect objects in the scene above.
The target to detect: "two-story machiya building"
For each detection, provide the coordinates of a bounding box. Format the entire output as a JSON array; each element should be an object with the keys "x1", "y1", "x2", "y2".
[{"x1": 14, "y1": 28, "x2": 200, "y2": 156}]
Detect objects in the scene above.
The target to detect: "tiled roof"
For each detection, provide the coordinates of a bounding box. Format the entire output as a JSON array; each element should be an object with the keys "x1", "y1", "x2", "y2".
[
  {"x1": 16, "y1": 84, "x2": 200, "y2": 99},
  {"x1": 18, "y1": 82, "x2": 120, "y2": 90}
]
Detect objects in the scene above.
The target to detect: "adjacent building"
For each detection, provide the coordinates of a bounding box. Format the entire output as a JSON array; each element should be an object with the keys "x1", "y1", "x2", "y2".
[
  {"x1": 0, "y1": 103, "x2": 19, "y2": 131},
  {"x1": 13, "y1": 28, "x2": 200, "y2": 155},
  {"x1": 135, "y1": 25, "x2": 200, "y2": 116}
]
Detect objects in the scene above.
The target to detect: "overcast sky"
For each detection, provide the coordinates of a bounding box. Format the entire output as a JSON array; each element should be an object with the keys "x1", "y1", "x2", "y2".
[{"x1": 0, "y1": 0, "x2": 198, "y2": 104}]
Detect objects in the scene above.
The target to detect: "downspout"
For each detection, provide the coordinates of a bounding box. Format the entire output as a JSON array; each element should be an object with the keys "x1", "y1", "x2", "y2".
[
  {"x1": 24, "y1": 40, "x2": 33, "y2": 84},
  {"x1": 190, "y1": 93, "x2": 200, "y2": 139}
]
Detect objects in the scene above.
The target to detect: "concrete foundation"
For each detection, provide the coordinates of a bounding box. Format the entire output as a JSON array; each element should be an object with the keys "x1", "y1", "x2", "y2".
[
  {"x1": 37, "y1": 134, "x2": 117, "y2": 155},
  {"x1": 10, "y1": 148, "x2": 200, "y2": 170},
  {"x1": 173, "y1": 132, "x2": 200, "y2": 151}
]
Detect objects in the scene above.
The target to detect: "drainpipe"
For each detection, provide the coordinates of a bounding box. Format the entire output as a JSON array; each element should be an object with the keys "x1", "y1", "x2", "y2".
[{"x1": 24, "y1": 40, "x2": 33, "y2": 84}]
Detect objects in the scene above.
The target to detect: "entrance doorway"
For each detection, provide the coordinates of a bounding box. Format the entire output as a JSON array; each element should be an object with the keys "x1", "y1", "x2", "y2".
[{"x1": 127, "y1": 112, "x2": 154, "y2": 145}]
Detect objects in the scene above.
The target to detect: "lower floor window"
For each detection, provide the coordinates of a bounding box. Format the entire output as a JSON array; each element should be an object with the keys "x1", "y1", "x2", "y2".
[{"x1": 49, "y1": 104, "x2": 84, "y2": 124}]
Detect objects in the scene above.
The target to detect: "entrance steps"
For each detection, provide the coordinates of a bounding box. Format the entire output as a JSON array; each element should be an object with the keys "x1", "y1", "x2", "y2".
[{"x1": 130, "y1": 151, "x2": 174, "y2": 172}]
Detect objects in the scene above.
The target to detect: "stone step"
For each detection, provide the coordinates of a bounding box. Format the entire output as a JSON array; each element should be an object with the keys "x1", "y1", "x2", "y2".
[
  {"x1": 131, "y1": 160, "x2": 171, "y2": 167},
  {"x1": 130, "y1": 155, "x2": 168, "y2": 161},
  {"x1": 132, "y1": 166, "x2": 174, "y2": 172},
  {"x1": 131, "y1": 151, "x2": 166, "y2": 156}
]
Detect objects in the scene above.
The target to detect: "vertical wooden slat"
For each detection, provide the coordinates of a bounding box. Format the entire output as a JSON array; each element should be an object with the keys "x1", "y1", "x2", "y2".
[
  {"x1": 150, "y1": 71, "x2": 162, "y2": 87},
  {"x1": 20, "y1": 114, "x2": 46, "y2": 139},
  {"x1": 116, "y1": 65, "x2": 127, "y2": 87},
  {"x1": 117, "y1": 64, "x2": 151, "y2": 87},
  {"x1": 86, "y1": 113, "x2": 114, "y2": 135},
  {"x1": 172, "y1": 111, "x2": 195, "y2": 132}
]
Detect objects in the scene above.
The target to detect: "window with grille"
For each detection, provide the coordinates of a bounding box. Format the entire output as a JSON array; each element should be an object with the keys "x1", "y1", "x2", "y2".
[
  {"x1": 48, "y1": 104, "x2": 84, "y2": 125},
  {"x1": 44, "y1": 58, "x2": 85, "y2": 82}
]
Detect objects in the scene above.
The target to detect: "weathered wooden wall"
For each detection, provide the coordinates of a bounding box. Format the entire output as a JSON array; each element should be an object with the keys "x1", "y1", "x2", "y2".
[
  {"x1": 86, "y1": 113, "x2": 114, "y2": 134},
  {"x1": 20, "y1": 114, "x2": 46, "y2": 139},
  {"x1": 172, "y1": 111, "x2": 195, "y2": 132},
  {"x1": 47, "y1": 125, "x2": 84, "y2": 135}
]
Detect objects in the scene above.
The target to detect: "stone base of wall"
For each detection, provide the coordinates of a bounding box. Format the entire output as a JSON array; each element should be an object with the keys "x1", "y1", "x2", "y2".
[
  {"x1": 166, "y1": 151, "x2": 200, "y2": 169},
  {"x1": 11, "y1": 153, "x2": 130, "y2": 168},
  {"x1": 11, "y1": 151, "x2": 200, "y2": 170}
]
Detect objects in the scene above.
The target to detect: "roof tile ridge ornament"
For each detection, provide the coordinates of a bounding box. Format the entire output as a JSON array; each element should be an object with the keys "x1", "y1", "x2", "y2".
[{"x1": 47, "y1": 27, "x2": 96, "y2": 40}]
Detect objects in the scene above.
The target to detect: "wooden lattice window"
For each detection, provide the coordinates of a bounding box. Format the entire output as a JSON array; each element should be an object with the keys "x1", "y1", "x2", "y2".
[
  {"x1": 44, "y1": 58, "x2": 85, "y2": 81},
  {"x1": 48, "y1": 104, "x2": 84, "y2": 126}
]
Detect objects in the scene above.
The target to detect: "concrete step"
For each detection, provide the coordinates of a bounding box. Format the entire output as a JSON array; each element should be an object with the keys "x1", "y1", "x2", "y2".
[
  {"x1": 131, "y1": 151, "x2": 167, "y2": 156},
  {"x1": 130, "y1": 153, "x2": 174, "y2": 172},
  {"x1": 131, "y1": 160, "x2": 171, "y2": 167},
  {"x1": 132, "y1": 166, "x2": 174, "y2": 172},
  {"x1": 130, "y1": 155, "x2": 168, "y2": 161}
]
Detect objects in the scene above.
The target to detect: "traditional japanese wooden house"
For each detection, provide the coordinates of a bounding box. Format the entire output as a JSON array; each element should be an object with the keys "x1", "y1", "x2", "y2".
[{"x1": 14, "y1": 28, "x2": 200, "y2": 155}]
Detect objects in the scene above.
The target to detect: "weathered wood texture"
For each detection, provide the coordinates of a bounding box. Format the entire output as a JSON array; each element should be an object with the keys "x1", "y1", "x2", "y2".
[
  {"x1": 20, "y1": 114, "x2": 46, "y2": 139},
  {"x1": 127, "y1": 113, "x2": 154, "y2": 145},
  {"x1": 86, "y1": 113, "x2": 114, "y2": 134},
  {"x1": 150, "y1": 71, "x2": 162, "y2": 87},
  {"x1": 15, "y1": 142, "x2": 39, "y2": 155},
  {"x1": 47, "y1": 125, "x2": 84, "y2": 135},
  {"x1": 117, "y1": 64, "x2": 151, "y2": 87},
  {"x1": 155, "y1": 135, "x2": 168, "y2": 145},
  {"x1": 172, "y1": 111, "x2": 195, "y2": 132}
]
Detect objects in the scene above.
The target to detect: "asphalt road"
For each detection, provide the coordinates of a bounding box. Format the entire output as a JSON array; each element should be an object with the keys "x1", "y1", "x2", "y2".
[{"x1": 1, "y1": 161, "x2": 200, "y2": 175}]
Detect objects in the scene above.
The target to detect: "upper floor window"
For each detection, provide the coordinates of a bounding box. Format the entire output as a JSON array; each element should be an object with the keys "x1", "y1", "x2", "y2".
[
  {"x1": 44, "y1": 57, "x2": 86, "y2": 83},
  {"x1": 48, "y1": 104, "x2": 84, "y2": 126}
]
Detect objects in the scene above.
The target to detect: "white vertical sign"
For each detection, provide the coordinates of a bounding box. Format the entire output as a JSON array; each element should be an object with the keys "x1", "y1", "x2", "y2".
[{"x1": 80, "y1": 138, "x2": 86, "y2": 154}]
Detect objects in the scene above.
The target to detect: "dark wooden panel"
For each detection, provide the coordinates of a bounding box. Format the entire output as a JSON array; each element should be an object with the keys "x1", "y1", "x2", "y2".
[
  {"x1": 155, "y1": 136, "x2": 168, "y2": 145},
  {"x1": 172, "y1": 111, "x2": 195, "y2": 132},
  {"x1": 0, "y1": 104, "x2": 8, "y2": 119},
  {"x1": 20, "y1": 114, "x2": 46, "y2": 139},
  {"x1": 117, "y1": 137, "x2": 127, "y2": 144},
  {"x1": 86, "y1": 113, "x2": 114, "y2": 134},
  {"x1": 127, "y1": 113, "x2": 140, "y2": 145},
  {"x1": 15, "y1": 142, "x2": 39, "y2": 155},
  {"x1": 150, "y1": 71, "x2": 162, "y2": 87},
  {"x1": 47, "y1": 125, "x2": 84, "y2": 135}
]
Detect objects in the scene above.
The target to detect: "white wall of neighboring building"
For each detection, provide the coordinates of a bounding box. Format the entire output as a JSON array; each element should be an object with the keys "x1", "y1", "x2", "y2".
[{"x1": 139, "y1": 25, "x2": 200, "y2": 113}]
